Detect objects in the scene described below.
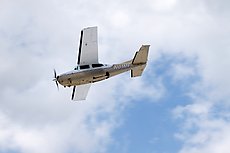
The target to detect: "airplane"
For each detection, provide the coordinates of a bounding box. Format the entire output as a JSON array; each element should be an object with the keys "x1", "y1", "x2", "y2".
[{"x1": 53, "y1": 27, "x2": 150, "y2": 101}]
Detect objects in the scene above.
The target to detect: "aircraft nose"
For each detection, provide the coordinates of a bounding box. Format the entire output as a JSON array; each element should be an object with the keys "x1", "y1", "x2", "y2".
[
  {"x1": 53, "y1": 76, "x2": 59, "y2": 81},
  {"x1": 57, "y1": 76, "x2": 65, "y2": 84},
  {"x1": 56, "y1": 76, "x2": 60, "y2": 82}
]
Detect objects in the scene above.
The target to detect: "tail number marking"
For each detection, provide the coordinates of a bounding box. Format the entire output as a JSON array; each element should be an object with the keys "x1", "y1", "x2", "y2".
[{"x1": 114, "y1": 64, "x2": 130, "y2": 70}]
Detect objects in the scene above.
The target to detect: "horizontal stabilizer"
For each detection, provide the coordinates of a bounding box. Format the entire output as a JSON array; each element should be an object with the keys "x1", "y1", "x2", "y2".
[{"x1": 131, "y1": 65, "x2": 146, "y2": 77}]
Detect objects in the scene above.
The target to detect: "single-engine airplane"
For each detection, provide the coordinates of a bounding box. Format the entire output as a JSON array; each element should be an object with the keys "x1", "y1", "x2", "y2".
[{"x1": 53, "y1": 27, "x2": 150, "y2": 101}]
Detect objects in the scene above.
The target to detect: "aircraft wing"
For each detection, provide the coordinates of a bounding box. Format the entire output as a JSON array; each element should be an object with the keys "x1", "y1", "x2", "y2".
[
  {"x1": 77, "y1": 27, "x2": 98, "y2": 65},
  {"x1": 71, "y1": 84, "x2": 91, "y2": 101}
]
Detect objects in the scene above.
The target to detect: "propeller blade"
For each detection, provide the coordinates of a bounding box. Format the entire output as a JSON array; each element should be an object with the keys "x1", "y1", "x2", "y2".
[
  {"x1": 53, "y1": 69, "x2": 59, "y2": 90},
  {"x1": 56, "y1": 81, "x2": 59, "y2": 90},
  {"x1": 54, "y1": 69, "x2": 57, "y2": 78}
]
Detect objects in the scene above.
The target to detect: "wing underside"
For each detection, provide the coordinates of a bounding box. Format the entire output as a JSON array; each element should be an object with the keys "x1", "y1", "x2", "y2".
[
  {"x1": 77, "y1": 27, "x2": 98, "y2": 65},
  {"x1": 71, "y1": 84, "x2": 91, "y2": 101}
]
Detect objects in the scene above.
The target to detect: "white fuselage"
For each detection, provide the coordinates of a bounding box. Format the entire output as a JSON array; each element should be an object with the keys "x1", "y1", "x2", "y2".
[{"x1": 56, "y1": 63, "x2": 144, "y2": 87}]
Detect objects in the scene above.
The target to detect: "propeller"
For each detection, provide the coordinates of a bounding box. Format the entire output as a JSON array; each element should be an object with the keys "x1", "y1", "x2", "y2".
[{"x1": 53, "y1": 69, "x2": 59, "y2": 90}]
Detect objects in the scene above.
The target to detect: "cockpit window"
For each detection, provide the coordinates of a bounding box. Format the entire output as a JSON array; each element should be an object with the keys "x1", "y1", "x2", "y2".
[
  {"x1": 92, "y1": 64, "x2": 104, "y2": 68},
  {"x1": 80, "y1": 65, "x2": 90, "y2": 69}
]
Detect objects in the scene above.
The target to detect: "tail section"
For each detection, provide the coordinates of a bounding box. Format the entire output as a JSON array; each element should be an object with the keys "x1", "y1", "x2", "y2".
[
  {"x1": 132, "y1": 45, "x2": 150, "y2": 65},
  {"x1": 131, "y1": 45, "x2": 150, "y2": 77}
]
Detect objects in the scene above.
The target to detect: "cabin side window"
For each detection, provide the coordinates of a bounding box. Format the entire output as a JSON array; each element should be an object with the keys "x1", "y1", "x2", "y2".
[
  {"x1": 92, "y1": 64, "x2": 104, "y2": 68},
  {"x1": 80, "y1": 65, "x2": 90, "y2": 69}
]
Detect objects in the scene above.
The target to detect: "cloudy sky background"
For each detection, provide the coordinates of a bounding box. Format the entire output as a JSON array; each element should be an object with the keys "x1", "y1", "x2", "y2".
[{"x1": 0, "y1": 0, "x2": 230, "y2": 153}]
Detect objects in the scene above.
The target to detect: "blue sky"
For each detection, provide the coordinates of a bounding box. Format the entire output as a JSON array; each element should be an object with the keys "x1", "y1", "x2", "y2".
[
  {"x1": 107, "y1": 55, "x2": 198, "y2": 153},
  {"x1": 0, "y1": 0, "x2": 230, "y2": 153}
]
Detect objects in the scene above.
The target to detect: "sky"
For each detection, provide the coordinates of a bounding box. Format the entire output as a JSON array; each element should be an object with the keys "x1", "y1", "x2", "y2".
[{"x1": 0, "y1": 0, "x2": 230, "y2": 153}]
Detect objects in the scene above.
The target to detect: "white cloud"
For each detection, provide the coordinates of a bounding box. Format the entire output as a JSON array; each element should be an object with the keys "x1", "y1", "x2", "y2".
[
  {"x1": 0, "y1": 1, "x2": 135, "y2": 152},
  {"x1": 120, "y1": 74, "x2": 165, "y2": 102},
  {"x1": 136, "y1": 0, "x2": 230, "y2": 152},
  {"x1": 175, "y1": 108, "x2": 230, "y2": 153},
  {"x1": 109, "y1": 10, "x2": 131, "y2": 28},
  {"x1": 170, "y1": 63, "x2": 195, "y2": 81},
  {"x1": 1, "y1": 0, "x2": 230, "y2": 153},
  {"x1": 149, "y1": 0, "x2": 178, "y2": 11},
  {"x1": 0, "y1": 79, "x2": 121, "y2": 153}
]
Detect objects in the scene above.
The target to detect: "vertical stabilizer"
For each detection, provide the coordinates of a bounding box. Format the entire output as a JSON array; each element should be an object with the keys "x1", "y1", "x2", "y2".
[
  {"x1": 131, "y1": 45, "x2": 150, "y2": 77},
  {"x1": 132, "y1": 45, "x2": 150, "y2": 65}
]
